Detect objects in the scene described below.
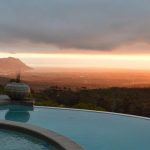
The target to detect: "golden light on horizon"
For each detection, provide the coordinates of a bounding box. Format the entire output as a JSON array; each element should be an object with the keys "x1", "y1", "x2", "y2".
[{"x1": 0, "y1": 52, "x2": 150, "y2": 70}]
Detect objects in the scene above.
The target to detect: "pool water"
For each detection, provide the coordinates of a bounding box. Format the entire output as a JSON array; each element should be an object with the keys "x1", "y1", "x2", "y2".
[
  {"x1": 0, "y1": 128, "x2": 57, "y2": 150},
  {"x1": 0, "y1": 105, "x2": 150, "y2": 150}
]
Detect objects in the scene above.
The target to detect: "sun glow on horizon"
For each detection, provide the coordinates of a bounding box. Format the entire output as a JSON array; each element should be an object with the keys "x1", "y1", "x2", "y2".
[{"x1": 0, "y1": 52, "x2": 150, "y2": 70}]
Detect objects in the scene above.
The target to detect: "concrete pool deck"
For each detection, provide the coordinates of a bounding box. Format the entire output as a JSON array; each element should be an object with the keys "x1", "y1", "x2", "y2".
[{"x1": 0, "y1": 120, "x2": 83, "y2": 150}]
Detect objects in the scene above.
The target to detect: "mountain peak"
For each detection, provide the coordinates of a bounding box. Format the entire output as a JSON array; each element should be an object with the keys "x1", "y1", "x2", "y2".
[
  {"x1": 0, "y1": 57, "x2": 32, "y2": 73},
  {"x1": 7, "y1": 57, "x2": 18, "y2": 60}
]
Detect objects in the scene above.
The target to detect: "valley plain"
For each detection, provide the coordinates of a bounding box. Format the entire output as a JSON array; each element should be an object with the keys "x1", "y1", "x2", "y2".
[{"x1": 1, "y1": 67, "x2": 150, "y2": 91}]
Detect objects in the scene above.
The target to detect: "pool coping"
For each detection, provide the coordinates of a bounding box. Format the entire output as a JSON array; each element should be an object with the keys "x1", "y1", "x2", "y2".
[
  {"x1": 35, "y1": 105, "x2": 150, "y2": 121},
  {"x1": 0, "y1": 120, "x2": 83, "y2": 150}
]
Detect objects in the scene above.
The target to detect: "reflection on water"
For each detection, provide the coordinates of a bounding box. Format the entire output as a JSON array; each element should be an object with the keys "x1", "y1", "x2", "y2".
[
  {"x1": 5, "y1": 111, "x2": 30, "y2": 123},
  {"x1": 4, "y1": 105, "x2": 33, "y2": 123}
]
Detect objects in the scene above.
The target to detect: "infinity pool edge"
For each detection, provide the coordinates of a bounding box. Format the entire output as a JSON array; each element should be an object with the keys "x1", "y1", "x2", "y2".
[{"x1": 35, "y1": 105, "x2": 150, "y2": 121}]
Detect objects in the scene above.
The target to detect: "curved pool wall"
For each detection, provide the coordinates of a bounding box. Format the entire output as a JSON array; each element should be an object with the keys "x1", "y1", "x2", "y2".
[
  {"x1": 0, "y1": 120, "x2": 83, "y2": 150},
  {"x1": 0, "y1": 129, "x2": 54, "y2": 150},
  {"x1": 0, "y1": 105, "x2": 150, "y2": 150}
]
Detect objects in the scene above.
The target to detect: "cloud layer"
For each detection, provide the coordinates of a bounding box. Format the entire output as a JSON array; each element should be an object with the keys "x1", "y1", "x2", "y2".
[{"x1": 0, "y1": 0, "x2": 150, "y2": 52}]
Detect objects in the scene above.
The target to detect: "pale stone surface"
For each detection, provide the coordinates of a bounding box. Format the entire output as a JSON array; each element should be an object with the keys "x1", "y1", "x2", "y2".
[
  {"x1": 5, "y1": 82, "x2": 30, "y2": 100},
  {"x1": 0, "y1": 95, "x2": 10, "y2": 100},
  {"x1": 0, "y1": 95, "x2": 10, "y2": 103}
]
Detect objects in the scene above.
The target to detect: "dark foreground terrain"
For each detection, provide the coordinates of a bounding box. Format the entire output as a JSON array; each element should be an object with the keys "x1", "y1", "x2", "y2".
[
  {"x1": 1, "y1": 84, "x2": 150, "y2": 117},
  {"x1": 34, "y1": 87, "x2": 150, "y2": 117},
  {"x1": 1, "y1": 68, "x2": 150, "y2": 117}
]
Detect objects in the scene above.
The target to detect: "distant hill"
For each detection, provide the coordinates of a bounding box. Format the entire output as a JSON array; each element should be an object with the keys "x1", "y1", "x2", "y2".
[{"x1": 0, "y1": 57, "x2": 32, "y2": 73}]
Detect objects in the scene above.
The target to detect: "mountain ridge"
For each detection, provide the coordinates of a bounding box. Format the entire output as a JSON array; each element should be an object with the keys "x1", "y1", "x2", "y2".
[{"x1": 0, "y1": 57, "x2": 32, "y2": 73}]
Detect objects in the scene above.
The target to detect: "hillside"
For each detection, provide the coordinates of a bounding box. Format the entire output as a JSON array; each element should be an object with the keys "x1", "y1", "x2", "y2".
[{"x1": 0, "y1": 57, "x2": 32, "y2": 73}]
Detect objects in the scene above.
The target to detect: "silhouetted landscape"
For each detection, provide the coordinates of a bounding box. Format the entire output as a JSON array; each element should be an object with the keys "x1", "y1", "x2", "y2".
[
  {"x1": 0, "y1": 59, "x2": 150, "y2": 117},
  {"x1": 26, "y1": 68, "x2": 150, "y2": 90},
  {"x1": 1, "y1": 84, "x2": 150, "y2": 117},
  {"x1": 1, "y1": 60, "x2": 150, "y2": 90}
]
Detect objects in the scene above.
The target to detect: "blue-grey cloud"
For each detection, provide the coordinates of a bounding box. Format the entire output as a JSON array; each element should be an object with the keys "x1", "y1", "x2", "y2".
[{"x1": 0, "y1": 0, "x2": 150, "y2": 52}]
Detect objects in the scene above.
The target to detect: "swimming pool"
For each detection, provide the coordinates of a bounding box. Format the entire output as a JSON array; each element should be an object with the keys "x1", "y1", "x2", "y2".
[
  {"x1": 0, "y1": 128, "x2": 56, "y2": 150},
  {"x1": 0, "y1": 105, "x2": 150, "y2": 150}
]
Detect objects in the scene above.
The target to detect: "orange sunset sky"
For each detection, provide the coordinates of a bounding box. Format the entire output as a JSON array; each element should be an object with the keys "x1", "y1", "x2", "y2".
[
  {"x1": 1, "y1": 50, "x2": 150, "y2": 69},
  {"x1": 0, "y1": 0, "x2": 150, "y2": 70}
]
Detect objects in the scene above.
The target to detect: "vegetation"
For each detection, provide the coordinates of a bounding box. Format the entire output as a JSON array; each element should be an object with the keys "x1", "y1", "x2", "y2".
[
  {"x1": 0, "y1": 85, "x2": 5, "y2": 94},
  {"x1": 0, "y1": 83, "x2": 150, "y2": 117},
  {"x1": 33, "y1": 86, "x2": 150, "y2": 117}
]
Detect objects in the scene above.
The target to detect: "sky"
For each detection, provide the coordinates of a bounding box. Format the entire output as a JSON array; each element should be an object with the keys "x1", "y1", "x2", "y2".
[{"x1": 0, "y1": 0, "x2": 150, "y2": 69}]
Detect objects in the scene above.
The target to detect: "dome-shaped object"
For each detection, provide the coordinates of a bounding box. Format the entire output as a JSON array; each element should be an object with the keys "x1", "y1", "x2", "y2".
[{"x1": 5, "y1": 82, "x2": 30, "y2": 100}]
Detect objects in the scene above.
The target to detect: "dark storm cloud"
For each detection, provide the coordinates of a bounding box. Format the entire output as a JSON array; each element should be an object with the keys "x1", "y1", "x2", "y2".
[{"x1": 0, "y1": 0, "x2": 150, "y2": 52}]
